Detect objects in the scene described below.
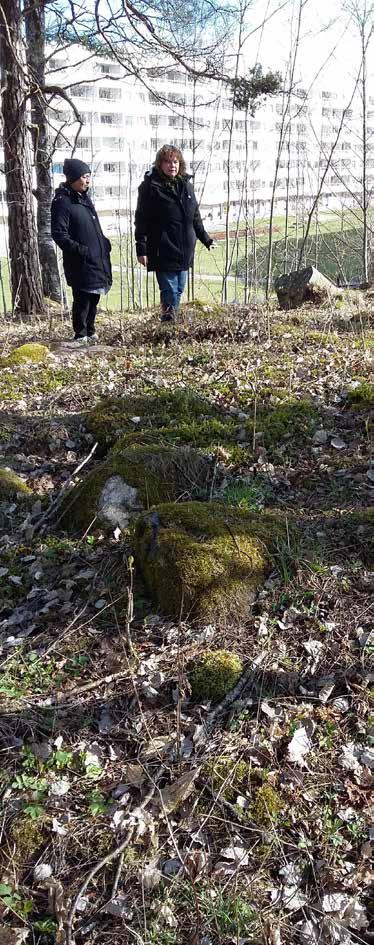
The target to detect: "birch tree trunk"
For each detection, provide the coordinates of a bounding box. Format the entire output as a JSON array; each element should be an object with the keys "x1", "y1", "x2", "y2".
[
  {"x1": 25, "y1": 1, "x2": 62, "y2": 302},
  {"x1": 0, "y1": 0, "x2": 45, "y2": 317}
]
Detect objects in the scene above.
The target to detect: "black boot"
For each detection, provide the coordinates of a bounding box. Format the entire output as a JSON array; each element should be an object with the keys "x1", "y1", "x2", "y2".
[{"x1": 160, "y1": 305, "x2": 175, "y2": 323}]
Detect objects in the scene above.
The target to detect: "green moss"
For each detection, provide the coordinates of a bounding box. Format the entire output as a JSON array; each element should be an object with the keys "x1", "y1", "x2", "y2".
[
  {"x1": 59, "y1": 446, "x2": 214, "y2": 532},
  {"x1": 0, "y1": 467, "x2": 32, "y2": 499},
  {"x1": 208, "y1": 756, "x2": 251, "y2": 804},
  {"x1": 191, "y1": 651, "x2": 243, "y2": 703},
  {"x1": 134, "y1": 501, "x2": 286, "y2": 623},
  {"x1": 346, "y1": 381, "x2": 374, "y2": 408},
  {"x1": 258, "y1": 399, "x2": 319, "y2": 449},
  {"x1": 93, "y1": 392, "x2": 317, "y2": 461},
  {"x1": 207, "y1": 756, "x2": 272, "y2": 812},
  {"x1": 3, "y1": 343, "x2": 49, "y2": 365},
  {"x1": 7, "y1": 816, "x2": 48, "y2": 869},
  {"x1": 207, "y1": 755, "x2": 250, "y2": 802},
  {"x1": 85, "y1": 389, "x2": 223, "y2": 454},
  {"x1": 251, "y1": 784, "x2": 283, "y2": 825},
  {"x1": 111, "y1": 416, "x2": 242, "y2": 460}
]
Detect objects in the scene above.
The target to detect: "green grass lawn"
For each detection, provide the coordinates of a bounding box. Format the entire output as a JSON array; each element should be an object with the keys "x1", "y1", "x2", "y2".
[{"x1": 0, "y1": 208, "x2": 370, "y2": 314}]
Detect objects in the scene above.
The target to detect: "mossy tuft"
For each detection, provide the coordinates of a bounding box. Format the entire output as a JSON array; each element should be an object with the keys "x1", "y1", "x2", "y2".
[
  {"x1": 6, "y1": 816, "x2": 48, "y2": 870},
  {"x1": 0, "y1": 467, "x2": 32, "y2": 499},
  {"x1": 251, "y1": 784, "x2": 283, "y2": 825},
  {"x1": 4, "y1": 343, "x2": 49, "y2": 365},
  {"x1": 59, "y1": 445, "x2": 214, "y2": 532},
  {"x1": 134, "y1": 501, "x2": 286, "y2": 623},
  {"x1": 207, "y1": 755, "x2": 251, "y2": 803},
  {"x1": 346, "y1": 381, "x2": 374, "y2": 408},
  {"x1": 191, "y1": 650, "x2": 243, "y2": 703}
]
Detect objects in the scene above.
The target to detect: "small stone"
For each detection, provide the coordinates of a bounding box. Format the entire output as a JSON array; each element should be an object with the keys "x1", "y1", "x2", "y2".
[
  {"x1": 312, "y1": 429, "x2": 328, "y2": 445},
  {"x1": 331, "y1": 436, "x2": 347, "y2": 450},
  {"x1": 34, "y1": 863, "x2": 53, "y2": 882},
  {"x1": 162, "y1": 857, "x2": 183, "y2": 877},
  {"x1": 141, "y1": 682, "x2": 159, "y2": 700}
]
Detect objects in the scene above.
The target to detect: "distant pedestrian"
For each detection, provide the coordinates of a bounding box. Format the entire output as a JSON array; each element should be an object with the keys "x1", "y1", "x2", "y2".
[
  {"x1": 135, "y1": 145, "x2": 213, "y2": 322},
  {"x1": 51, "y1": 159, "x2": 112, "y2": 347}
]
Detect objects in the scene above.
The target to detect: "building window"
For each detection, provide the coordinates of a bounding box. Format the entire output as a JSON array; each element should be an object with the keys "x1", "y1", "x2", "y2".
[
  {"x1": 97, "y1": 62, "x2": 121, "y2": 76},
  {"x1": 72, "y1": 85, "x2": 92, "y2": 98},
  {"x1": 99, "y1": 87, "x2": 122, "y2": 101},
  {"x1": 100, "y1": 114, "x2": 122, "y2": 125}
]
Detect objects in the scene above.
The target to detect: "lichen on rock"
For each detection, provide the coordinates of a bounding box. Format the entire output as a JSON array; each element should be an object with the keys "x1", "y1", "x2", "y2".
[
  {"x1": 191, "y1": 650, "x2": 243, "y2": 704},
  {"x1": 3, "y1": 343, "x2": 50, "y2": 365},
  {"x1": 133, "y1": 501, "x2": 285, "y2": 623},
  {"x1": 0, "y1": 467, "x2": 32, "y2": 499},
  {"x1": 59, "y1": 445, "x2": 214, "y2": 532}
]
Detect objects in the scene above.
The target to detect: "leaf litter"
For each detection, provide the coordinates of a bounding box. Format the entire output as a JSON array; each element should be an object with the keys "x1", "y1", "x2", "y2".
[{"x1": 0, "y1": 301, "x2": 372, "y2": 944}]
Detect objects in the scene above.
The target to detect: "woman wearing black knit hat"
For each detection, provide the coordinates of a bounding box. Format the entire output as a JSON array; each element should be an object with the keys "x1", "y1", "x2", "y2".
[{"x1": 51, "y1": 159, "x2": 112, "y2": 346}]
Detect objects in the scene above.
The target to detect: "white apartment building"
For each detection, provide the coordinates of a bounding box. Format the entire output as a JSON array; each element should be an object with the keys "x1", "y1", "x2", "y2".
[{"x1": 0, "y1": 43, "x2": 373, "y2": 231}]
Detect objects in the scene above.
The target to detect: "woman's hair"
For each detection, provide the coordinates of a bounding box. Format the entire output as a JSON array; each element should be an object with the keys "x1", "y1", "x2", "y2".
[{"x1": 154, "y1": 144, "x2": 186, "y2": 176}]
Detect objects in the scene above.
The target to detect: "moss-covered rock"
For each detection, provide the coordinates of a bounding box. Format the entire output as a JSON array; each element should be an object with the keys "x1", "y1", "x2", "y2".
[
  {"x1": 133, "y1": 501, "x2": 286, "y2": 623},
  {"x1": 3, "y1": 343, "x2": 49, "y2": 365},
  {"x1": 110, "y1": 416, "x2": 243, "y2": 462},
  {"x1": 191, "y1": 651, "x2": 243, "y2": 704},
  {"x1": 59, "y1": 445, "x2": 215, "y2": 532},
  {"x1": 85, "y1": 389, "x2": 223, "y2": 454},
  {"x1": 0, "y1": 467, "x2": 32, "y2": 499}
]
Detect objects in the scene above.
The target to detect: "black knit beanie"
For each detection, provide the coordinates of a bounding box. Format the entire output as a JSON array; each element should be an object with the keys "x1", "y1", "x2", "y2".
[{"x1": 63, "y1": 158, "x2": 91, "y2": 182}]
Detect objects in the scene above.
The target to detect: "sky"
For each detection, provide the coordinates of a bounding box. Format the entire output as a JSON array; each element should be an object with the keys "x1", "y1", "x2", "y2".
[{"x1": 241, "y1": 0, "x2": 374, "y2": 96}]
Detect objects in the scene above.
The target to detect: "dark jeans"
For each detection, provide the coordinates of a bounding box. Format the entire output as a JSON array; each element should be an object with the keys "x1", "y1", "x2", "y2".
[
  {"x1": 156, "y1": 270, "x2": 188, "y2": 311},
  {"x1": 72, "y1": 290, "x2": 100, "y2": 339}
]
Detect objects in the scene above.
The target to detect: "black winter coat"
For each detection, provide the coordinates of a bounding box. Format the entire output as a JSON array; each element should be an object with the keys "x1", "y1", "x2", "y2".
[
  {"x1": 51, "y1": 184, "x2": 112, "y2": 291},
  {"x1": 135, "y1": 170, "x2": 212, "y2": 272}
]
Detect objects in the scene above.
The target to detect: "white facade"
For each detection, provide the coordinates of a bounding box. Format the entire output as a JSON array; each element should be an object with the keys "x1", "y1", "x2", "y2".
[{"x1": 0, "y1": 43, "x2": 373, "y2": 230}]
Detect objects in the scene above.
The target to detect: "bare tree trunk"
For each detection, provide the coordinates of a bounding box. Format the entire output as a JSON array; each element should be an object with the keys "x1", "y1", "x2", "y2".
[
  {"x1": 0, "y1": 0, "x2": 45, "y2": 317},
  {"x1": 243, "y1": 105, "x2": 249, "y2": 303},
  {"x1": 283, "y1": 125, "x2": 291, "y2": 272},
  {"x1": 25, "y1": 2, "x2": 61, "y2": 302},
  {"x1": 275, "y1": 265, "x2": 342, "y2": 309},
  {"x1": 265, "y1": 0, "x2": 304, "y2": 299},
  {"x1": 361, "y1": 19, "x2": 369, "y2": 282}
]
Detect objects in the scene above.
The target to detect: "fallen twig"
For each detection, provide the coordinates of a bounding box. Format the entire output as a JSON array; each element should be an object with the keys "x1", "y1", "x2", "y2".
[
  {"x1": 64, "y1": 765, "x2": 164, "y2": 945},
  {"x1": 34, "y1": 441, "x2": 98, "y2": 533}
]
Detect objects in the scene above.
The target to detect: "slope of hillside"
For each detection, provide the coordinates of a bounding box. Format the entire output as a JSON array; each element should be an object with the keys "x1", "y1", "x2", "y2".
[{"x1": 0, "y1": 296, "x2": 372, "y2": 945}]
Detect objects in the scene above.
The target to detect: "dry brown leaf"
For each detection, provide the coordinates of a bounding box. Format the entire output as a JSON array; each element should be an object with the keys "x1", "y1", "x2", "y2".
[
  {"x1": 0, "y1": 931, "x2": 28, "y2": 945},
  {"x1": 160, "y1": 768, "x2": 200, "y2": 813}
]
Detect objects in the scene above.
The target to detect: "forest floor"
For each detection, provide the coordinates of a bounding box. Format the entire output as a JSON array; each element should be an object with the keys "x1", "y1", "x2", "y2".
[{"x1": 0, "y1": 292, "x2": 373, "y2": 945}]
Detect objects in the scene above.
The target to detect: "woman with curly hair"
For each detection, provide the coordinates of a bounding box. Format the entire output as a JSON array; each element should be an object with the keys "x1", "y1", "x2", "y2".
[{"x1": 135, "y1": 144, "x2": 213, "y2": 322}]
